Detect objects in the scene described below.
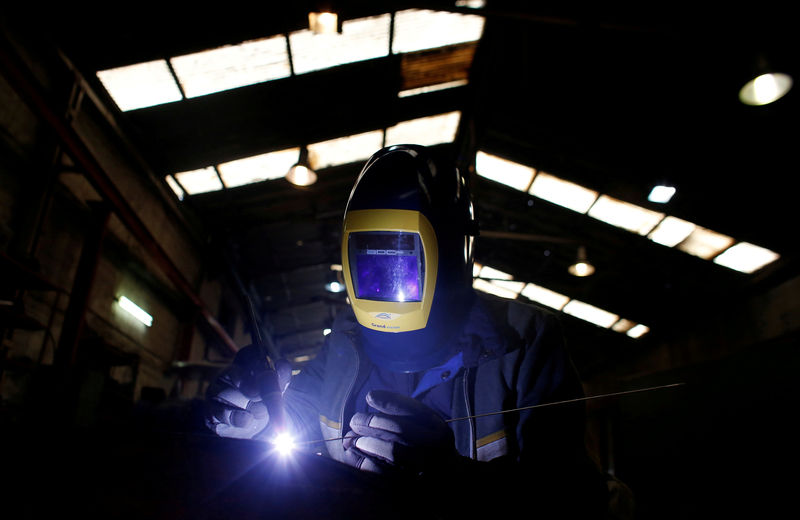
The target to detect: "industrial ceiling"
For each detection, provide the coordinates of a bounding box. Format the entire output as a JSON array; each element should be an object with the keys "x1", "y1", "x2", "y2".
[{"x1": 29, "y1": 2, "x2": 799, "y2": 377}]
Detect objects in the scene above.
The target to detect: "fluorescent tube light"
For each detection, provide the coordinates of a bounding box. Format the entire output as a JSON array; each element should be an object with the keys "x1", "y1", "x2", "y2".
[
  {"x1": 118, "y1": 296, "x2": 153, "y2": 327},
  {"x1": 587, "y1": 195, "x2": 665, "y2": 235},
  {"x1": 97, "y1": 60, "x2": 183, "y2": 111},
  {"x1": 529, "y1": 172, "x2": 599, "y2": 213},
  {"x1": 648, "y1": 185, "x2": 676, "y2": 203},
  {"x1": 475, "y1": 151, "x2": 536, "y2": 192},
  {"x1": 385, "y1": 111, "x2": 461, "y2": 147},
  {"x1": 713, "y1": 242, "x2": 780, "y2": 273}
]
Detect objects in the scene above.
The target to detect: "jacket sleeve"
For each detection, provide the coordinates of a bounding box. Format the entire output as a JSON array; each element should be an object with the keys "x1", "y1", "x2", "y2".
[
  {"x1": 425, "y1": 303, "x2": 609, "y2": 518},
  {"x1": 280, "y1": 346, "x2": 327, "y2": 449}
]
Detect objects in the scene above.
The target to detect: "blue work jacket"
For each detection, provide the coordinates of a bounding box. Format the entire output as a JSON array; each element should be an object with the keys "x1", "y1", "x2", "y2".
[{"x1": 284, "y1": 291, "x2": 605, "y2": 492}]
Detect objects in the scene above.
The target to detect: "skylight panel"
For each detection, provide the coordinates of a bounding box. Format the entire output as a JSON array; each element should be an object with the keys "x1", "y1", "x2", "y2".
[
  {"x1": 476, "y1": 265, "x2": 513, "y2": 280},
  {"x1": 173, "y1": 167, "x2": 223, "y2": 195},
  {"x1": 96, "y1": 60, "x2": 183, "y2": 111},
  {"x1": 165, "y1": 176, "x2": 185, "y2": 200},
  {"x1": 675, "y1": 226, "x2": 734, "y2": 260},
  {"x1": 308, "y1": 131, "x2": 385, "y2": 169},
  {"x1": 392, "y1": 9, "x2": 485, "y2": 54},
  {"x1": 648, "y1": 216, "x2": 696, "y2": 247},
  {"x1": 713, "y1": 242, "x2": 780, "y2": 273},
  {"x1": 475, "y1": 151, "x2": 536, "y2": 191},
  {"x1": 169, "y1": 35, "x2": 291, "y2": 98},
  {"x1": 626, "y1": 324, "x2": 650, "y2": 338},
  {"x1": 587, "y1": 195, "x2": 665, "y2": 235},
  {"x1": 562, "y1": 300, "x2": 619, "y2": 328},
  {"x1": 472, "y1": 278, "x2": 521, "y2": 299},
  {"x1": 385, "y1": 111, "x2": 461, "y2": 146},
  {"x1": 289, "y1": 14, "x2": 391, "y2": 75},
  {"x1": 611, "y1": 319, "x2": 636, "y2": 333},
  {"x1": 528, "y1": 172, "x2": 599, "y2": 213},
  {"x1": 217, "y1": 148, "x2": 300, "y2": 188},
  {"x1": 521, "y1": 283, "x2": 570, "y2": 311},
  {"x1": 398, "y1": 79, "x2": 469, "y2": 97}
]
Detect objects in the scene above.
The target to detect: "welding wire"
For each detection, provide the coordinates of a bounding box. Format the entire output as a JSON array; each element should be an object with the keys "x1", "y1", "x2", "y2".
[
  {"x1": 446, "y1": 382, "x2": 684, "y2": 423},
  {"x1": 291, "y1": 382, "x2": 685, "y2": 447}
]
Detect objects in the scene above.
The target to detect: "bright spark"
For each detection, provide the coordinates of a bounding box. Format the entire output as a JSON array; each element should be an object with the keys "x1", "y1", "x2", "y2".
[{"x1": 272, "y1": 432, "x2": 296, "y2": 456}]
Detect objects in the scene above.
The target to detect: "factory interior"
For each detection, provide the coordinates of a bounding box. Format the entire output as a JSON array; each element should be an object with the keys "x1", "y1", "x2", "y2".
[{"x1": 1, "y1": 2, "x2": 797, "y2": 518}]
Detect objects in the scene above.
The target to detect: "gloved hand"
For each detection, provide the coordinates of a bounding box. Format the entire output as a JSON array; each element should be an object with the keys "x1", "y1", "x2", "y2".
[
  {"x1": 342, "y1": 390, "x2": 458, "y2": 475},
  {"x1": 204, "y1": 345, "x2": 290, "y2": 439}
]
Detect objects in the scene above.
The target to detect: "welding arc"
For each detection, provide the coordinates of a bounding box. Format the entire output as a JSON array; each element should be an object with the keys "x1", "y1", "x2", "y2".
[{"x1": 292, "y1": 382, "x2": 684, "y2": 447}]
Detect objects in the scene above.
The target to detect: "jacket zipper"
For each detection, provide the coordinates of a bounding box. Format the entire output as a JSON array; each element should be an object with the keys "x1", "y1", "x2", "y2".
[
  {"x1": 463, "y1": 367, "x2": 477, "y2": 459},
  {"x1": 339, "y1": 344, "x2": 360, "y2": 439}
]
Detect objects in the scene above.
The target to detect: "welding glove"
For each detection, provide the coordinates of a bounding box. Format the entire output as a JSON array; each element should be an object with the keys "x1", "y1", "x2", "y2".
[
  {"x1": 343, "y1": 390, "x2": 458, "y2": 476},
  {"x1": 204, "y1": 345, "x2": 290, "y2": 440}
]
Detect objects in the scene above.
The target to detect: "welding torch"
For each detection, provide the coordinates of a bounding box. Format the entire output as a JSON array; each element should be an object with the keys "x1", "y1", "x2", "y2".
[{"x1": 226, "y1": 252, "x2": 289, "y2": 441}]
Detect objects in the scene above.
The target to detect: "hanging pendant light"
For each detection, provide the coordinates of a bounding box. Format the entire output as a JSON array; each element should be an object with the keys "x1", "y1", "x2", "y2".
[
  {"x1": 568, "y1": 246, "x2": 595, "y2": 277},
  {"x1": 286, "y1": 146, "x2": 318, "y2": 187},
  {"x1": 739, "y1": 55, "x2": 793, "y2": 106}
]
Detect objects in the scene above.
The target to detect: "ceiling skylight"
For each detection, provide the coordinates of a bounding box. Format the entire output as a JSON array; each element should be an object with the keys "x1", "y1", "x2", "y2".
[
  {"x1": 391, "y1": 9, "x2": 485, "y2": 54},
  {"x1": 626, "y1": 324, "x2": 650, "y2": 339},
  {"x1": 648, "y1": 216, "x2": 696, "y2": 247},
  {"x1": 217, "y1": 148, "x2": 300, "y2": 188},
  {"x1": 165, "y1": 176, "x2": 185, "y2": 200},
  {"x1": 475, "y1": 265, "x2": 513, "y2": 280},
  {"x1": 169, "y1": 35, "x2": 291, "y2": 98},
  {"x1": 675, "y1": 226, "x2": 734, "y2": 260},
  {"x1": 587, "y1": 195, "x2": 665, "y2": 235},
  {"x1": 713, "y1": 242, "x2": 780, "y2": 273},
  {"x1": 385, "y1": 111, "x2": 461, "y2": 146},
  {"x1": 475, "y1": 151, "x2": 536, "y2": 191},
  {"x1": 173, "y1": 167, "x2": 223, "y2": 195},
  {"x1": 529, "y1": 172, "x2": 599, "y2": 213},
  {"x1": 562, "y1": 300, "x2": 620, "y2": 328},
  {"x1": 473, "y1": 266, "x2": 648, "y2": 338},
  {"x1": 472, "y1": 278, "x2": 522, "y2": 299},
  {"x1": 308, "y1": 131, "x2": 385, "y2": 169},
  {"x1": 96, "y1": 60, "x2": 183, "y2": 111},
  {"x1": 289, "y1": 14, "x2": 391, "y2": 75},
  {"x1": 521, "y1": 283, "x2": 570, "y2": 311}
]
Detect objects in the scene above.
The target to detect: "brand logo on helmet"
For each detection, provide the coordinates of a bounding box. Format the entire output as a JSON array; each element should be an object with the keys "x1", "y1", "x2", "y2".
[{"x1": 375, "y1": 312, "x2": 392, "y2": 320}]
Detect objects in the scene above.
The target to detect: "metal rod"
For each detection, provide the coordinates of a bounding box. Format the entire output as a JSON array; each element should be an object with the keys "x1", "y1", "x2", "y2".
[{"x1": 292, "y1": 382, "x2": 684, "y2": 446}]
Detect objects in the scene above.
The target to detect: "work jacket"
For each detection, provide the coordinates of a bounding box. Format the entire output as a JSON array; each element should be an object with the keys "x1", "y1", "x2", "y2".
[{"x1": 283, "y1": 291, "x2": 609, "y2": 516}]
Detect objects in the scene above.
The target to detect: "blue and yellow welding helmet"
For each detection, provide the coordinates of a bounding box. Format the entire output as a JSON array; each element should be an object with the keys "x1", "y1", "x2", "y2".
[{"x1": 342, "y1": 145, "x2": 478, "y2": 372}]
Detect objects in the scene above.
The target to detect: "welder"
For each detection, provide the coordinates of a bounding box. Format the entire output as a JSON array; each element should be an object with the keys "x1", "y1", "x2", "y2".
[{"x1": 204, "y1": 144, "x2": 610, "y2": 517}]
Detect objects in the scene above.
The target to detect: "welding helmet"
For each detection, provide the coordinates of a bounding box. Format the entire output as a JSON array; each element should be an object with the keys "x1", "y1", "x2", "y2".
[{"x1": 341, "y1": 144, "x2": 478, "y2": 372}]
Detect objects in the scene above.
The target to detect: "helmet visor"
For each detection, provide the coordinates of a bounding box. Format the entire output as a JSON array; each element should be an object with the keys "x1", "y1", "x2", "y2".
[{"x1": 348, "y1": 231, "x2": 425, "y2": 302}]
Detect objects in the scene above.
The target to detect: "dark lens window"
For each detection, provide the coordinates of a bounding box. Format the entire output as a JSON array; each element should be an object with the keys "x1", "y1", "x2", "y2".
[{"x1": 348, "y1": 232, "x2": 424, "y2": 302}]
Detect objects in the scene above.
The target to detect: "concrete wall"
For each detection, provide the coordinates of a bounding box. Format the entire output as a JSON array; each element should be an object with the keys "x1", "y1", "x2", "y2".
[{"x1": 0, "y1": 21, "x2": 240, "y2": 430}]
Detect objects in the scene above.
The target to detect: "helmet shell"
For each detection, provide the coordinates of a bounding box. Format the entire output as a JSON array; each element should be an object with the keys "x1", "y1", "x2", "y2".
[{"x1": 342, "y1": 144, "x2": 477, "y2": 372}]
